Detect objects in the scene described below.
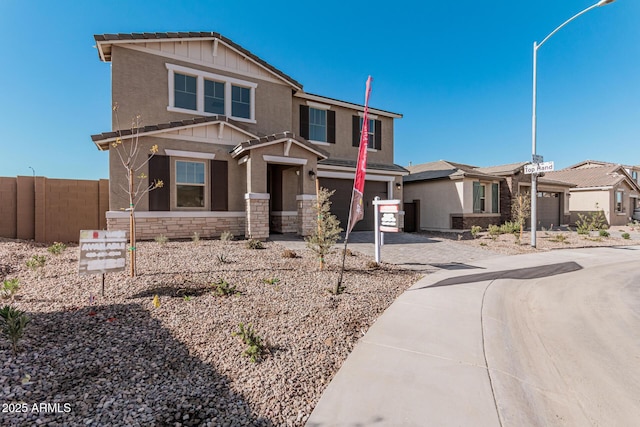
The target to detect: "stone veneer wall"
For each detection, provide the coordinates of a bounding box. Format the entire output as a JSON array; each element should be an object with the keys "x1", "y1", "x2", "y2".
[
  {"x1": 245, "y1": 194, "x2": 270, "y2": 240},
  {"x1": 297, "y1": 195, "x2": 316, "y2": 237},
  {"x1": 106, "y1": 213, "x2": 245, "y2": 240},
  {"x1": 270, "y1": 212, "x2": 298, "y2": 234}
]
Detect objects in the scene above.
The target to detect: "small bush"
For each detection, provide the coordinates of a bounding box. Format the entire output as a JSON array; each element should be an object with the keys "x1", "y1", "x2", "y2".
[
  {"x1": 220, "y1": 231, "x2": 234, "y2": 242},
  {"x1": 246, "y1": 239, "x2": 264, "y2": 250},
  {"x1": 263, "y1": 277, "x2": 280, "y2": 285},
  {"x1": 599, "y1": 230, "x2": 610, "y2": 238},
  {"x1": 192, "y1": 232, "x2": 201, "y2": 243},
  {"x1": 470, "y1": 225, "x2": 482, "y2": 239},
  {"x1": 233, "y1": 323, "x2": 266, "y2": 363},
  {"x1": 47, "y1": 242, "x2": 67, "y2": 255},
  {"x1": 183, "y1": 295, "x2": 193, "y2": 302},
  {"x1": 282, "y1": 249, "x2": 298, "y2": 258},
  {"x1": 500, "y1": 221, "x2": 520, "y2": 235},
  {"x1": 216, "y1": 253, "x2": 231, "y2": 264},
  {"x1": 488, "y1": 225, "x2": 500, "y2": 239},
  {"x1": 1, "y1": 279, "x2": 20, "y2": 301},
  {"x1": 0, "y1": 305, "x2": 30, "y2": 355},
  {"x1": 212, "y1": 279, "x2": 240, "y2": 296},
  {"x1": 550, "y1": 233, "x2": 569, "y2": 244},
  {"x1": 622, "y1": 232, "x2": 631, "y2": 240},
  {"x1": 155, "y1": 235, "x2": 169, "y2": 245},
  {"x1": 26, "y1": 255, "x2": 46, "y2": 271}
]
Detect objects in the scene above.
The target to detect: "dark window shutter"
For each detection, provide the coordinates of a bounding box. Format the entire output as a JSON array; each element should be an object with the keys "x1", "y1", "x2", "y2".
[
  {"x1": 210, "y1": 160, "x2": 228, "y2": 211},
  {"x1": 374, "y1": 119, "x2": 382, "y2": 150},
  {"x1": 352, "y1": 115, "x2": 360, "y2": 147},
  {"x1": 148, "y1": 154, "x2": 170, "y2": 211},
  {"x1": 327, "y1": 110, "x2": 336, "y2": 143},
  {"x1": 300, "y1": 105, "x2": 309, "y2": 139}
]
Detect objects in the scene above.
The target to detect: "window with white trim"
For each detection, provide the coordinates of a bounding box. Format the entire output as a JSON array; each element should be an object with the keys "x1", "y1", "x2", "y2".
[
  {"x1": 309, "y1": 108, "x2": 327, "y2": 142},
  {"x1": 616, "y1": 190, "x2": 624, "y2": 212},
  {"x1": 176, "y1": 160, "x2": 206, "y2": 208},
  {"x1": 473, "y1": 182, "x2": 486, "y2": 213},
  {"x1": 167, "y1": 64, "x2": 257, "y2": 122},
  {"x1": 358, "y1": 117, "x2": 376, "y2": 149}
]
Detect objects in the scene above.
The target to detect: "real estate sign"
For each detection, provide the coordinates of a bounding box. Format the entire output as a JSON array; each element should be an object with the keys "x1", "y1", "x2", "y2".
[{"x1": 78, "y1": 230, "x2": 127, "y2": 275}]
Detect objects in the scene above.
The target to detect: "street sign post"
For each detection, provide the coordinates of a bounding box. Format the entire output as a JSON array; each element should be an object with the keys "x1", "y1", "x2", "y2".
[
  {"x1": 532, "y1": 154, "x2": 544, "y2": 164},
  {"x1": 525, "y1": 161, "x2": 554, "y2": 174}
]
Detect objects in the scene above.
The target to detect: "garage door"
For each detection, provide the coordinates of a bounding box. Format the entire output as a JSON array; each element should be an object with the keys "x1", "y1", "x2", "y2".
[
  {"x1": 537, "y1": 192, "x2": 561, "y2": 229},
  {"x1": 319, "y1": 178, "x2": 388, "y2": 232}
]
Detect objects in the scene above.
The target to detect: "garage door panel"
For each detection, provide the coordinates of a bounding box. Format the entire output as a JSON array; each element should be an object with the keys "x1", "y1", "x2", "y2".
[
  {"x1": 319, "y1": 178, "x2": 387, "y2": 232},
  {"x1": 537, "y1": 192, "x2": 560, "y2": 229}
]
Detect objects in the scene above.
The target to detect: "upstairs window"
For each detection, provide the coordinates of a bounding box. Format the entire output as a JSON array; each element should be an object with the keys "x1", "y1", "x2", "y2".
[
  {"x1": 204, "y1": 80, "x2": 225, "y2": 114},
  {"x1": 167, "y1": 64, "x2": 257, "y2": 122},
  {"x1": 300, "y1": 104, "x2": 335, "y2": 144},
  {"x1": 174, "y1": 73, "x2": 197, "y2": 110},
  {"x1": 352, "y1": 116, "x2": 381, "y2": 150}
]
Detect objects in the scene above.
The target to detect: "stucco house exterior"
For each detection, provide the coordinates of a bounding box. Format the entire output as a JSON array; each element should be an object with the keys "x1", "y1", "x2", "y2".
[
  {"x1": 90, "y1": 32, "x2": 406, "y2": 240},
  {"x1": 403, "y1": 160, "x2": 573, "y2": 231},
  {"x1": 545, "y1": 160, "x2": 640, "y2": 227}
]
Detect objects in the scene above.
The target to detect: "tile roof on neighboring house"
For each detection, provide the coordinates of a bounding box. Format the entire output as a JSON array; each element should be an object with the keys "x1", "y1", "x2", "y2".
[
  {"x1": 545, "y1": 164, "x2": 634, "y2": 188},
  {"x1": 94, "y1": 31, "x2": 303, "y2": 91},
  {"x1": 90, "y1": 115, "x2": 256, "y2": 150},
  {"x1": 404, "y1": 160, "x2": 502, "y2": 183},
  {"x1": 318, "y1": 158, "x2": 409, "y2": 174},
  {"x1": 475, "y1": 162, "x2": 529, "y2": 176}
]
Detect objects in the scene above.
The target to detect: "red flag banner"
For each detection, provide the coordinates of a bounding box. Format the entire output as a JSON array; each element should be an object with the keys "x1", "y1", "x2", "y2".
[{"x1": 346, "y1": 76, "x2": 373, "y2": 236}]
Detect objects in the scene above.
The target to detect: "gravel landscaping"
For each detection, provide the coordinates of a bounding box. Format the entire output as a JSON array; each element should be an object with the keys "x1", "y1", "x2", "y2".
[{"x1": 0, "y1": 237, "x2": 419, "y2": 426}]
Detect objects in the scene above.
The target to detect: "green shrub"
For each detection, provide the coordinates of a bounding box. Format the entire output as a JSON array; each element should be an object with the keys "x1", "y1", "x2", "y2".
[
  {"x1": 191, "y1": 232, "x2": 201, "y2": 243},
  {"x1": 622, "y1": 232, "x2": 631, "y2": 240},
  {"x1": 470, "y1": 225, "x2": 482, "y2": 239},
  {"x1": 599, "y1": 230, "x2": 610, "y2": 238},
  {"x1": 576, "y1": 206, "x2": 607, "y2": 235},
  {"x1": 233, "y1": 323, "x2": 266, "y2": 363},
  {"x1": 47, "y1": 242, "x2": 66, "y2": 255},
  {"x1": 551, "y1": 233, "x2": 569, "y2": 244},
  {"x1": 488, "y1": 225, "x2": 500, "y2": 239},
  {"x1": 154, "y1": 234, "x2": 169, "y2": 245},
  {"x1": 26, "y1": 255, "x2": 46, "y2": 271},
  {"x1": 262, "y1": 277, "x2": 280, "y2": 285},
  {"x1": 0, "y1": 305, "x2": 30, "y2": 355},
  {"x1": 220, "y1": 231, "x2": 234, "y2": 242},
  {"x1": 1, "y1": 279, "x2": 20, "y2": 301},
  {"x1": 246, "y1": 239, "x2": 264, "y2": 250},
  {"x1": 500, "y1": 221, "x2": 520, "y2": 235},
  {"x1": 212, "y1": 279, "x2": 240, "y2": 296}
]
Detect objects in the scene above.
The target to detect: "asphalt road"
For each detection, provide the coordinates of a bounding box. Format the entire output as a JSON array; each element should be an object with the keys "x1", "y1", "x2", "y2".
[{"x1": 483, "y1": 247, "x2": 640, "y2": 426}]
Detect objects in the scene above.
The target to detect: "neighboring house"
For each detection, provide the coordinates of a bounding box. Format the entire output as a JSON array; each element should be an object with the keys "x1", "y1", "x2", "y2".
[
  {"x1": 545, "y1": 160, "x2": 640, "y2": 227},
  {"x1": 90, "y1": 32, "x2": 406, "y2": 240},
  {"x1": 403, "y1": 160, "x2": 573, "y2": 231}
]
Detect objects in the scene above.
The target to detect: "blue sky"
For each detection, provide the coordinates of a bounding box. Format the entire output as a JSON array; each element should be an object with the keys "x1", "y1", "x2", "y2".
[{"x1": 0, "y1": 0, "x2": 638, "y2": 180}]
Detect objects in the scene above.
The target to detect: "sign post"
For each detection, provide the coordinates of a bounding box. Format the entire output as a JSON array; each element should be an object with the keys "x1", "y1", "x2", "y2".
[{"x1": 372, "y1": 198, "x2": 401, "y2": 263}]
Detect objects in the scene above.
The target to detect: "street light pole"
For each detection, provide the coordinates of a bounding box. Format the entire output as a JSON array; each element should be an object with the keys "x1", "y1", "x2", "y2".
[{"x1": 530, "y1": 0, "x2": 616, "y2": 248}]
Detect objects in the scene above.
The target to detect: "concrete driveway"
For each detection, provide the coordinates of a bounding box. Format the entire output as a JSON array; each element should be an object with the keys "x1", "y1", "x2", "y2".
[{"x1": 306, "y1": 246, "x2": 640, "y2": 426}]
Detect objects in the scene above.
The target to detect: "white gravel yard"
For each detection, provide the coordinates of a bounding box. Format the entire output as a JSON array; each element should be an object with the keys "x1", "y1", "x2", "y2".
[{"x1": 0, "y1": 237, "x2": 419, "y2": 426}]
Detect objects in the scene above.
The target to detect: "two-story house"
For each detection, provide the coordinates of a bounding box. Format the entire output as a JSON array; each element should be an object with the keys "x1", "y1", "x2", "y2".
[{"x1": 90, "y1": 32, "x2": 406, "y2": 240}]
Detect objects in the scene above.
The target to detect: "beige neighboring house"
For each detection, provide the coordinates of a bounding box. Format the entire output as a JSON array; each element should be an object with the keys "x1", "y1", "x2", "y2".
[
  {"x1": 90, "y1": 32, "x2": 406, "y2": 240},
  {"x1": 403, "y1": 160, "x2": 573, "y2": 231},
  {"x1": 545, "y1": 160, "x2": 640, "y2": 227}
]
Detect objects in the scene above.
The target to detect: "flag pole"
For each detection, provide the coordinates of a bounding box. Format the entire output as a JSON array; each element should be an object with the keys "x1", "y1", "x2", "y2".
[{"x1": 336, "y1": 76, "x2": 372, "y2": 294}]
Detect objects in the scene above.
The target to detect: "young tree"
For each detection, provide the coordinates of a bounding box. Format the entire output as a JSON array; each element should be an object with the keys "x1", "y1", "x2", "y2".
[
  {"x1": 305, "y1": 187, "x2": 343, "y2": 271},
  {"x1": 512, "y1": 191, "x2": 532, "y2": 243},
  {"x1": 112, "y1": 104, "x2": 164, "y2": 277}
]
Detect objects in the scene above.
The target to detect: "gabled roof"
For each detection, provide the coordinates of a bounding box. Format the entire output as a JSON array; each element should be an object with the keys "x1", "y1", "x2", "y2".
[
  {"x1": 231, "y1": 131, "x2": 329, "y2": 159},
  {"x1": 475, "y1": 161, "x2": 529, "y2": 176},
  {"x1": 404, "y1": 160, "x2": 502, "y2": 183},
  {"x1": 546, "y1": 163, "x2": 639, "y2": 190},
  {"x1": 94, "y1": 31, "x2": 303, "y2": 91},
  {"x1": 319, "y1": 158, "x2": 409, "y2": 174},
  {"x1": 90, "y1": 115, "x2": 257, "y2": 150}
]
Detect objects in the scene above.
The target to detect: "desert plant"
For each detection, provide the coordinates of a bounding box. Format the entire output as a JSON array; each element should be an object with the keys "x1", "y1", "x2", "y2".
[
  {"x1": 183, "y1": 295, "x2": 193, "y2": 302},
  {"x1": 220, "y1": 231, "x2": 234, "y2": 242},
  {"x1": 154, "y1": 234, "x2": 169, "y2": 245},
  {"x1": 470, "y1": 225, "x2": 482, "y2": 239},
  {"x1": 1, "y1": 279, "x2": 20, "y2": 301},
  {"x1": 576, "y1": 204, "x2": 607, "y2": 235},
  {"x1": 246, "y1": 239, "x2": 264, "y2": 250},
  {"x1": 511, "y1": 191, "x2": 531, "y2": 242},
  {"x1": 599, "y1": 230, "x2": 610, "y2": 238},
  {"x1": 26, "y1": 255, "x2": 46, "y2": 271},
  {"x1": 480, "y1": 242, "x2": 488, "y2": 247},
  {"x1": 488, "y1": 224, "x2": 500, "y2": 240},
  {"x1": 366, "y1": 261, "x2": 380, "y2": 270},
  {"x1": 152, "y1": 294, "x2": 160, "y2": 308},
  {"x1": 216, "y1": 253, "x2": 231, "y2": 264},
  {"x1": 233, "y1": 323, "x2": 266, "y2": 363},
  {"x1": 191, "y1": 232, "x2": 201, "y2": 243},
  {"x1": 0, "y1": 305, "x2": 30, "y2": 355},
  {"x1": 47, "y1": 242, "x2": 66, "y2": 255},
  {"x1": 550, "y1": 233, "x2": 569, "y2": 244},
  {"x1": 622, "y1": 232, "x2": 631, "y2": 240},
  {"x1": 500, "y1": 221, "x2": 520, "y2": 235},
  {"x1": 282, "y1": 249, "x2": 298, "y2": 259},
  {"x1": 212, "y1": 279, "x2": 240, "y2": 296},
  {"x1": 305, "y1": 187, "x2": 343, "y2": 270},
  {"x1": 262, "y1": 278, "x2": 280, "y2": 285}
]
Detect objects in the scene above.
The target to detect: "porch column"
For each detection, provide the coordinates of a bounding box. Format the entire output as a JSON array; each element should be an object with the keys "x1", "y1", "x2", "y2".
[
  {"x1": 297, "y1": 194, "x2": 316, "y2": 237},
  {"x1": 245, "y1": 193, "x2": 270, "y2": 240}
]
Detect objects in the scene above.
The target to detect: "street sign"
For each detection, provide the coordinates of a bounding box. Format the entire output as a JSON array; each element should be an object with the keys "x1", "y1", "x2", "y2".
[
  {"x1": 532, "y1": 154, "x2": 544, "y2": 164},
  {"x1": 524, "y1": 161, "x2": 554, "y2": 174}
]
